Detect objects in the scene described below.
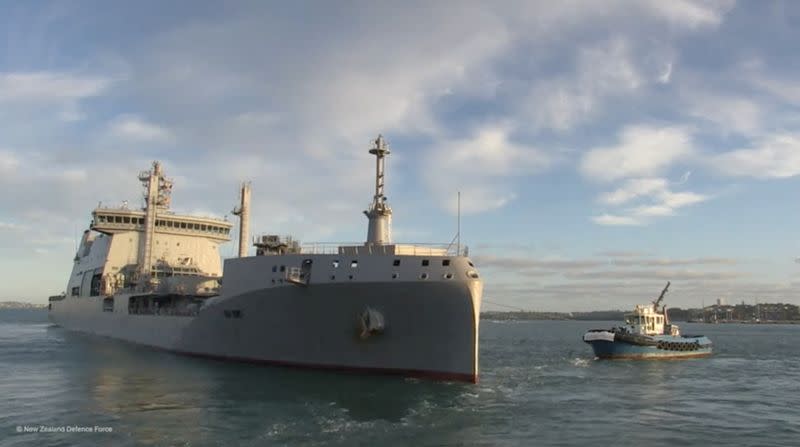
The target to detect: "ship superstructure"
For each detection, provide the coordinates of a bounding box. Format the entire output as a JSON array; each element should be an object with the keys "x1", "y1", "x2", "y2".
[{"x1": 50, "y1": 136, "x2": 483, "y2": 382}]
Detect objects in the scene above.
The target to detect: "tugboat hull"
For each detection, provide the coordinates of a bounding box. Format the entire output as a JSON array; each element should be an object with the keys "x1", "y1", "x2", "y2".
[{"x1": 584, "y1": 331, "x2": 712, "y2": 359}]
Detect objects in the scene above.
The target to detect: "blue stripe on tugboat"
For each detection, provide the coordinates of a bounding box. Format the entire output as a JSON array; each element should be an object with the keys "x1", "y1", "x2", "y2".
[{"x1": 583, "y1": 281, "x2": 713, "y2": 360}]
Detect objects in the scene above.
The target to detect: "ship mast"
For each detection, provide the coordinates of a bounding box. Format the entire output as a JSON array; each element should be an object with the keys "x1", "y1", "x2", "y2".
[
  {"x1": 232, "y1": 182, "x2": 251, "y2": 258},
  {"x1": 137, "y1": 161, "x2": 172, "y2": 284},
  {"x1": 364, "y1": 134, "x2": 393, "y2": 245}
]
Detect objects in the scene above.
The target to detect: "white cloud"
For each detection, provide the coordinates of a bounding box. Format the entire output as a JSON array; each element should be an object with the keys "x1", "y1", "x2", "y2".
[
  {"x1": 0, "y1": 221, "x2": 25, "y2": 231},
  {"x1": 660, "y1": 190, "x2": 708, "y2": 208},
  {"x1": 580, "y1": 125, "x2": 694, "y2": 182},
  {"x1": 108, "y1": 115, "x2": 172, "y2": 141},
  {"x1": 658, "y1": 62, "x2": 673, "y2": 84},
  {"x1": 686, "y1": 93, "x2": 763, "y2": 135},
  {"x1": 423, "y1": 124, "x2": 551, "y2": 214},
  {"x1": 593, "y1": 175, "x2": 709, "y2": 226},
  {"x1": 641, "y1": 0, "x2": 732, "y2": 29},
  {"x1": 525, "y1": 37, "x2": 648, "y2": 132},
  {"x1": 0, "y1": 71, "x2": 110, "y2": 125},
  {"x1": 592, "y1": 214, "x2": 642, "y2": 226},
  {"x1": 713, "y1": 134, "x2": 800, "y2": 178},
  {"x1": 599, "y1": 178, "x2": 669, "y2": 205},
  {"x1": 0, "y1": 72, "x2": 109, "y2": 102},
  {"x1": 632, "y1": 205, "x2": 675, "y2": 217},
  {"x1": 0, "y1": 150, "x2": 19, "y2": 174}
]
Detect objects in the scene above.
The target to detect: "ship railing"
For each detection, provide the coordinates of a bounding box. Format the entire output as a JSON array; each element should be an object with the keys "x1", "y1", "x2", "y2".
[{"x1": 295, "y1": 242, "x2": 469, "y2": 257}]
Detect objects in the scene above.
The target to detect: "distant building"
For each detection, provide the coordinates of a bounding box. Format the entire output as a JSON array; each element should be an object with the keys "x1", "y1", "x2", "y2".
[{"x1": 716, "y1": 298, "x2": 726, "y2": 306}]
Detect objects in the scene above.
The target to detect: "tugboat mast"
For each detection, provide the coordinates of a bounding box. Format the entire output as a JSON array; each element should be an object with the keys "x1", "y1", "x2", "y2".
[{"x1": 364, "y1": 134, "x2": 392, "y2": 245}]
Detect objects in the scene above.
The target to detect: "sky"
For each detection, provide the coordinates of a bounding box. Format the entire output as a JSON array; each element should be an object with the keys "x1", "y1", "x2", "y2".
[{"x1": 2, "y1": 0, "x2": 800, "y2": 311}]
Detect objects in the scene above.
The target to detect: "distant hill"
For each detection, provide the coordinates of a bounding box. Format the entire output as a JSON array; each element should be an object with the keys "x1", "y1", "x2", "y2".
[{"x1": 0, "y1": 301, "x2": 47, "y2": 310}]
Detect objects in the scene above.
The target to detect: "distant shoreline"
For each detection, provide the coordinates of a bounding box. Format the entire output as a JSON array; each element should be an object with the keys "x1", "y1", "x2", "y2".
[
  {"x1": 0, "y1": 302, "x2": 48, "y2": 310},
  {"x1": 480, "y1": 308, "x2": 800, "y2": 323}
]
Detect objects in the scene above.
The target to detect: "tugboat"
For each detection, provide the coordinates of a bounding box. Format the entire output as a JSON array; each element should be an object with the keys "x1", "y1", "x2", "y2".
[{"x1": 583, "y1": 282, "x2": 712, "y2": 359}]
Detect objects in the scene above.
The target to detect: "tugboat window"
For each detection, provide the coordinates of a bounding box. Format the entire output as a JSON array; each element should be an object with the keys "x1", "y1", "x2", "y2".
[
  {"x1": 351, "y1": 260, "x2": 358, "y2": 268},
  {"x1": 422, "y1": 259, "x2": 429, "y2": 266},
  {"x1": 393, "y1": 259, "x2": 401, "y2": 266},
  {"x1": 333, "y1": 260, "x2": 340, "y2": 268},
  {"x1": 442, "y1": 259, "x2": 450, "y2": 266}
]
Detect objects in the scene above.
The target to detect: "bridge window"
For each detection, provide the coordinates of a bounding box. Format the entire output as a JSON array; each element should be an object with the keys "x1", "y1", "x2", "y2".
[
  {"x1": 201, "y1": 224, "x2": 207, "y2": 231},
  {"x1": 71, "y1": 286, "x2": 80, "y2": 296},
  {"x1": 421, "y1": 259, "x2": 429, "y2": 266},
  {"x1": 442, "y1": 259, "x2": 450, "y2": 266},
  {"x1": 393, "y1": 259, "x2": 401, "y2": 266}
]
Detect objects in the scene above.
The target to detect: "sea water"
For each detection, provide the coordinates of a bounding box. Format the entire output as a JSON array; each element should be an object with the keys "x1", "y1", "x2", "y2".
[{"x1": 1, "y1": 310, "x2": 798, "y2": 446}]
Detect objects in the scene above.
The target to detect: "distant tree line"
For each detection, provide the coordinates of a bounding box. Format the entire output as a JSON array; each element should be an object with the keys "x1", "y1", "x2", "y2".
[{"x1": 481, "y1": 303, "x2": 800, "y2": 322}]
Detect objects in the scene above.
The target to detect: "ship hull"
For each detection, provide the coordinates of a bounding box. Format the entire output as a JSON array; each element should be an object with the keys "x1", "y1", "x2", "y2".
[
  {"x1": 49, "y1": 280, "x2": 481, "y2": 382},
  {"x1": 584, "y1": 332, "x2": 712, "y2": 360}
]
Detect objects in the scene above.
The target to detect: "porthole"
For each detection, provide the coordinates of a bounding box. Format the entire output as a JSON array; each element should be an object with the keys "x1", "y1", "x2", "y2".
[
  {"x1": 420, "y1": 273, "x2": 429, "y2": 280},
  {"x1": 392, "y1": 273, "x2": 399, "y2": 279}
]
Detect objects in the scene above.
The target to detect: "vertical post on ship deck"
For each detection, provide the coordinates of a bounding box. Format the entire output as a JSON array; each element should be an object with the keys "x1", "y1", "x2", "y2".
[{"x1": 457, "y1": 191, "x2": 461, "y2": 255}]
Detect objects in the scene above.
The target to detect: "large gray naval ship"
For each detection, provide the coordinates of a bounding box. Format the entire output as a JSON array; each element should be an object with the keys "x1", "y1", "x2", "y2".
[{"x1": 49, "y1": 136, "x2": 483, "y2": 382}]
